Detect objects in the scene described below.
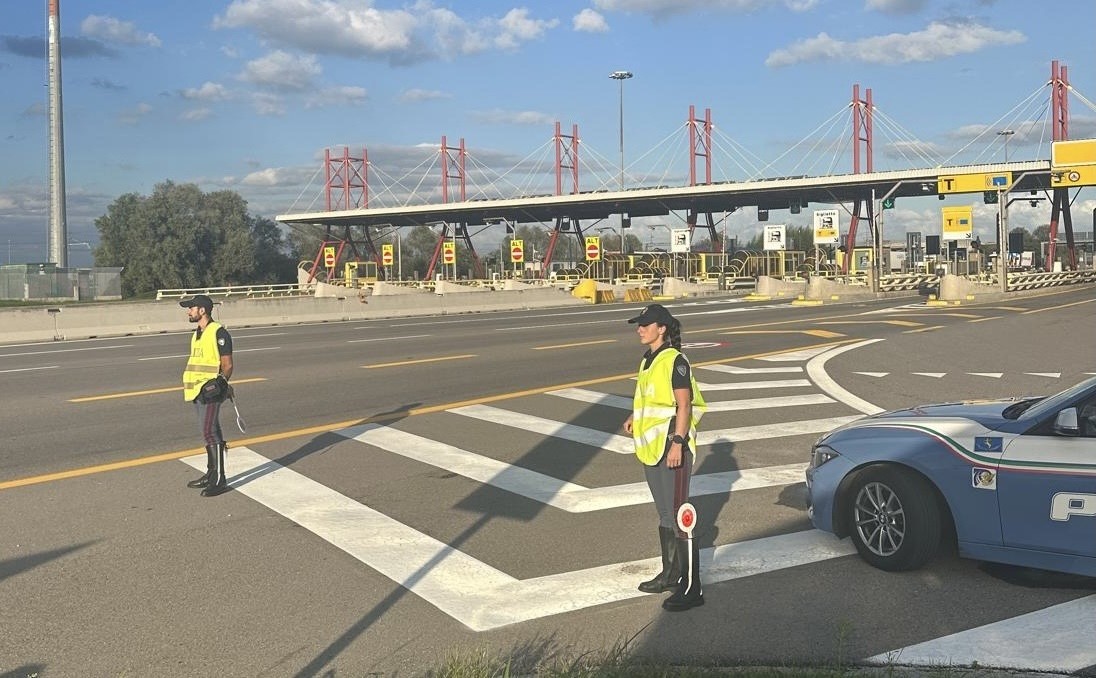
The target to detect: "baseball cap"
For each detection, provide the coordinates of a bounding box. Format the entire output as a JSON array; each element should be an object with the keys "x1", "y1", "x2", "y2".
[
  {"x1": 627, "y1": 303, "x2": 674, "y2": 326},
  {"x1": 179, "y1": 294, "x2": 214, "y2": 312}
]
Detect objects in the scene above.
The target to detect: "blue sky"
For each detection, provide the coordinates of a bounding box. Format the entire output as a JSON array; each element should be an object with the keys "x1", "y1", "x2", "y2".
[{"x1": 2, "y1": 0, "x2": 1094, "y2": 267}]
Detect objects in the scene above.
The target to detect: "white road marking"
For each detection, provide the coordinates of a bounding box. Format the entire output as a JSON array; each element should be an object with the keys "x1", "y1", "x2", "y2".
[
  {"x1": 0, "y1": 344, "x2": 133, "y2": 358},
  {"x1": 705, "y1": 417, "x2": 862, "y2": 444},
  {"x1": 1025, "y1": 372, "x2": 1061, "y2": 378},
  {"x1": 336, "y1": 423, "x2": 807, "y2": 512},
  {"x1": 449, "y1": 404, "x2": 634, "y2": 454},
  {"x1": 449, "y1": 404, "x2": 856, "y2": 450},
  {"x1": 0, "y1": 365, "x2": 59, "y2": 373},
  {"x1": 868, "y1": 594, "x2": 1096, "y2": 673},
  {"x1": 182, "y1": 446, "x2": 854, "y2": 632},
  {"x1": 757, "y1": 346, "x2": 833, "y2": 361},
  {"x1": 348, "y1": 334, "x2": 430, "y2": 343},
  {"x1": 806, "y1": 339, "x2": 886, "y2": 415},
  {"x1": 967, "y1": 372, "x2": 1003, "y2": 378},
  {"x1": 912, "y1": 372, "x2": 946, "y2": 378},
  {"x1": 853, "y1": 372, "x2": 888, "y2": 377},
  {"x1": 696, "y1": 379, "x2": 811, "y2": 391},
  {"x1": 699, "y1": 364, "x2": 803, "y2": 374}
]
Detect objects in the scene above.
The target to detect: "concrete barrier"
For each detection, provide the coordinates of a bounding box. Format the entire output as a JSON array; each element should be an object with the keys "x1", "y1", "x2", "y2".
[
  {"x1": 661, "y1": 277, "x2": 719, "y2": 298},
  {"x1": 0, "y1": 286, "x2": 588, "y2": 344}
]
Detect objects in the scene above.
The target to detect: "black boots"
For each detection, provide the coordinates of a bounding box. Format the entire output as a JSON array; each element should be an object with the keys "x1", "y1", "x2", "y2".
[
  {"x1": 662, "y1": 537, "x2": 703, "y2": 611},
  {"x1": 186, "y1": 445, "x2": 215, "y2": 488},
  {"x1": 638, "y1": 526, "x2": 680, "y2": 593},
  {"x1": 200, "y1": 442, "x2": 229, "y2": 497}
]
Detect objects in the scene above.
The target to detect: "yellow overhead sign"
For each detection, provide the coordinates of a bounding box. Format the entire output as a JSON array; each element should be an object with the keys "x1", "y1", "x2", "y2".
[
  {"x1": 941, "y1": 205, "x2": 973, "y2": 241},
  {"x1": 1051, "y1": 138, "x2": 1096, "y2": 168},
  {"x1": 1050, "y1": 163, "x2": 1096, "y2": 188},
  {"x1": 938, "y1": 172, "x2": 1013, "y2": 194}
]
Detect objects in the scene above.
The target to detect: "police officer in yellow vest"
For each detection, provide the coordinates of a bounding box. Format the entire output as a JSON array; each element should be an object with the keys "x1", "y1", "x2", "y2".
[
  {"x1": 180, "y1": 294, "x2": 234, "y2": 497},
  {"x1": 623, "y1": 304, "x2": 706, "y2": 611}
]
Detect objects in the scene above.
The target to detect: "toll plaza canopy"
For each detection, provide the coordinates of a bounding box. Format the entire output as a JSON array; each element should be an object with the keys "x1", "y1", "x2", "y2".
[{"x1": 276, "y1": 160, "x2": 1053, "y2": 230}]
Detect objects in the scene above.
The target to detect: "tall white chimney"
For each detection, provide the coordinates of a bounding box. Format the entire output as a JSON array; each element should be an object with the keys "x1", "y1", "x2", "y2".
[{"x1": 47, "y1": 0, "x2": 69, "y2": 267}]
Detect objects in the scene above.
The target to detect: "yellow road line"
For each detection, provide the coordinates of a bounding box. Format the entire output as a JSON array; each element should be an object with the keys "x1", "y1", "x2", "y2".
[
  {"x1": 69, "y1": 377, "x2": 269, "y2": 403},
  {"x1": 968, "y1": 316, "x2": 1002, "y2": 323},
  {"x1": 363, "y1": 354, "x2": 477, "y2": 368},
  {"x1": 532, "y1": 339, "x2": 617, "y2": 350},
  {"x1": 817, "y1": 320, "x2": 923, "y2": 327},
  {"x1": 1, "y1": 339, "x2": 859, "y2": 492}
]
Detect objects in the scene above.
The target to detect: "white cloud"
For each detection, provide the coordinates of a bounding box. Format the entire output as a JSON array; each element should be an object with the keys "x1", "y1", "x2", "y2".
[
  {"x1": 180, "y1": 108, "x2": 212, "y2": 122},
  {"x1": 240, "y1": 166, "x2": 315, "y2": 187},
  {"x1": 239, "y1": 50, "x2": 321, "y2": 91},
  {"x1": 213, "y1": 0, "x2": 557, "y2": 63},
  {"x1": 252, "y1": 92, "x2": 286, "y2": 116},
  {"x1": 80, "y1": 15, "x2": 161, "y2": 47},
  {"x1": 180, "y1": 82, "x2": 230, "y2": 101},
  {"x1": 493, "y1": 9, "x2": 559, "y2": 50},
  {"x1": 305, "y1": 85, "x2": 367, "y2": 108},
  {"x1": 398, "y1": 88, "x2": 451, "y2": 103},
  {"x1": 765, "y1": 20, "x2": 1025, "y2": 67},
  {"x1": 118, "y1": 102, "x2": 153, "y2": 125},
  {"x1": 592, "y1": 0, "x2": 816, "y2": 17},
  {"x1": 573, "y1": 9, "x2": 609, "y2": 33},
  {"x1": 471, "y1": 109, "x2": 555, "y2": 126}
]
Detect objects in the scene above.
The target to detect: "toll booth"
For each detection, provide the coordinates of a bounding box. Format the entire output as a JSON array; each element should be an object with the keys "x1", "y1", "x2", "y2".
[
  {"x1": 344, "y1": 261, "x2": 379, "y2": 286},
  {"x1": 836, "y1": 247, "x2": 877, "y2": 275}
]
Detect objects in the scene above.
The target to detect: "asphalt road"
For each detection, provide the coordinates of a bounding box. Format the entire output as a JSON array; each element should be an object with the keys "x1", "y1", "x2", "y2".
[{"x1": 2, "y1": 288, "x2": 1095, "y2": 677}]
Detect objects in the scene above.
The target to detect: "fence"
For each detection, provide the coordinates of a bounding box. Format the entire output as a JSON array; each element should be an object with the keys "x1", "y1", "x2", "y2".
[{"x1": 0, "y1": 265, "x2": 123, "y2": 301}]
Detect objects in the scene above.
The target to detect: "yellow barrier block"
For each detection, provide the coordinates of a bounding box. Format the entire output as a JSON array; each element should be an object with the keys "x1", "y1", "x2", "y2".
[
  {"x1": 572, "y1": 278, "x2": 598, "y2": 303},
  {"x1": 624, "y1": 288, "x2": 653, "y2": 302},
  {"x1": 595, "y1": 290, "x2": 616, "y2": 303}
]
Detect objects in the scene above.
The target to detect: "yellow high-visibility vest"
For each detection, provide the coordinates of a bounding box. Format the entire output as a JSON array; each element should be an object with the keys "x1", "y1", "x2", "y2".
[
  {"x1": 632, "y1": 347, "x2": 706, "y2": 465},
  {"x1": 182, "y1": 321, "x2": 223, "y2": 402}
]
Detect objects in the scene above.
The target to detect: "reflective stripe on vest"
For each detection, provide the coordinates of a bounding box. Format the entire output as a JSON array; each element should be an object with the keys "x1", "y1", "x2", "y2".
[
  {"x1": 632, "y1": 347, "x2": 706, "y2": 466},
  {"x1": 183, "y1": 321, "x2": 223, "y2": 402}
]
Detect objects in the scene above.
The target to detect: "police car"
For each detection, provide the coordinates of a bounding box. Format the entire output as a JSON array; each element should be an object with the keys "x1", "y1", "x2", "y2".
[{"x1": 806, "y1": 375, "x2": 1096, "y2": 576}]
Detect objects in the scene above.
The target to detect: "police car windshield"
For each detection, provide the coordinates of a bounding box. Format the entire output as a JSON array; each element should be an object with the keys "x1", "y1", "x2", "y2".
[{"x1": 1015, "y1": 376, "x2": 1096, "y2": 422}]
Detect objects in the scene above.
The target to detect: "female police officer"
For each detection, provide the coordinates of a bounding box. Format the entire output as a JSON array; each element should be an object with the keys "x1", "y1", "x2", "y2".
[{"x1": 623, "y1": 303, "x2": 706, "y2": 611}]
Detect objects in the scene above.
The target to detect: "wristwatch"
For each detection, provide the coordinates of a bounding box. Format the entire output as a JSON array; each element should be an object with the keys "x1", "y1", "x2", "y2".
[{"x1": 670, "y1": 434, "x2": 689, "y2": 445}]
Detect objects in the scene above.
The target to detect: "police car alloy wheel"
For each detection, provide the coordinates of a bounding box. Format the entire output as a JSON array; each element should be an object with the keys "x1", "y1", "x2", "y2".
[{"x1": 848, "y1": 466, "x2": 942, "y2": 572}]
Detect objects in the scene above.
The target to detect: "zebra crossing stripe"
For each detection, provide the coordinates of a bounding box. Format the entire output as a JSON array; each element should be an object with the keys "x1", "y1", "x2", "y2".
[
  {"x1": 699, "y1": 364, "x2": 804, "y2": 374},
  {"x1": 868, "y1": 594, "x2": 1096, "y2": 672},
  {"x1": 449, "y1": 404, "x2": 857, "y2": 449},
  {"x1": 705, "y1": 416, "x2": 862, "y2": 443},
  {"x1": 182, "y1": 446, "x2": 855, "y2": 632},
  {"x1": 335, "y1": 423, "x2": 807, "y2": 512},
  {"x1": 548, "y1": 387, "x2": 835, "y2": 412},
  {"x1": 448, "y1": 404, "x2": 634, "y2": 454},
  {"x1": 695, "y1": 379, "x2": 812, "y2": 391}
]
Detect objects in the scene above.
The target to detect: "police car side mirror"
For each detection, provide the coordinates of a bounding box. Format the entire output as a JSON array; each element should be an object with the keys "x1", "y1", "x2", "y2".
[{"x1": 1053, "y1": 407, "x2": 1080, "y2": 436}]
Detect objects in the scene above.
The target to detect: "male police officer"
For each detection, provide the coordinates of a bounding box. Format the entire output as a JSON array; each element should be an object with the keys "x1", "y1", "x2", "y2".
[{"x1": 180, "y1": 295, "x2": 233, "y2": 497}]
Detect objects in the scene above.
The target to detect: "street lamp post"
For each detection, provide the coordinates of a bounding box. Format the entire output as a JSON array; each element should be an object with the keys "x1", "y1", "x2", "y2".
[
  {"x1": 610, "y1": 70, "x2": 632, "y2": 253},
  {"x1": 997, "y1": 129, "x2": 1015, "y2": 162}
]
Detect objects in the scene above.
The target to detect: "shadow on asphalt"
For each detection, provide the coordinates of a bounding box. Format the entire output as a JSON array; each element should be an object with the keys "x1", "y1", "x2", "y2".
[{"x1": 0, "y1": 541, "x2": 96, "y2": 584}]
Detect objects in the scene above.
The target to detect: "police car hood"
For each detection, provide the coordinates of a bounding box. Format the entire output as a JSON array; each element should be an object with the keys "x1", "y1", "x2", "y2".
[{"x1": 866, "y1": 398, "x2": 1033, "y2": 429}]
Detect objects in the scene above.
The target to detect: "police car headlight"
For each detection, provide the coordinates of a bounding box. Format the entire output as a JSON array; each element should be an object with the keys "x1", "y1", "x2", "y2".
[{"x1": 810, "y1": 444, "x2": 839, "y2": 469}]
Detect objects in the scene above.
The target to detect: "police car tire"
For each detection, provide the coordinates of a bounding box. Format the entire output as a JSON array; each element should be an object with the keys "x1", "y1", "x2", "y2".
[{"x1": 848, "y1": 466, "x2": 942, "y2": 572}]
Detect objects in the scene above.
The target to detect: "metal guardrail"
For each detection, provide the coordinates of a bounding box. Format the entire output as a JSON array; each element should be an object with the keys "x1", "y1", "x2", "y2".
[
  {"x1": 1006, "y1": 269, "x2": 1096, "y2": 290},
  {"x1": 879, "y1": 273, "x2": 939, "y2": 292},
  {"x1": 155, "y1": 283, "x2": 317, "y2": 300}
]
